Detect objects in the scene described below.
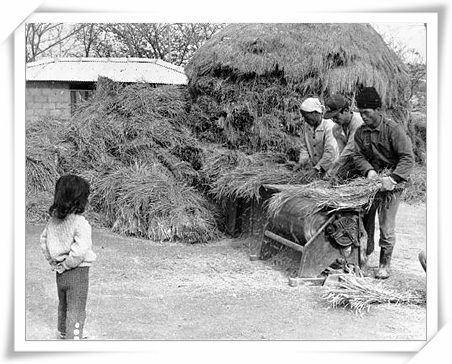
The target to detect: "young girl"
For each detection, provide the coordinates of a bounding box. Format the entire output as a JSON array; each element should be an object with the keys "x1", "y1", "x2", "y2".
[{"x1": 40, "y1": 174, "x2": 97, "y2": 340}]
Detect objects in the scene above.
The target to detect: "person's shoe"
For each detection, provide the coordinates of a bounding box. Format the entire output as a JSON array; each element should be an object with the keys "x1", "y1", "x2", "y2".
[
  {"x1": 57, "y1": 331, "x2": 89, "y2": 339},
  {"x1": 375, "y1": 266, "x2": 390, "y2": 279},
  {"x1": 374, "y1": 248, "x2": 392, "y2": 280}
]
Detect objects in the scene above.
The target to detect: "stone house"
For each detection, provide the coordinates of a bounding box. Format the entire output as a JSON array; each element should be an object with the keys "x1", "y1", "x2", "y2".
[{"x1": 26, "y1": 57, "x2": 188, "y2": 124}]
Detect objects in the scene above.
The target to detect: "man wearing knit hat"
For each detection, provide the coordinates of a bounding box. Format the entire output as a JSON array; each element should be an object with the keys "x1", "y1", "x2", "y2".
[
  {"x1": 323, "y1": 94, "x2": 364, "y2": 179},
  {"x1": 297, "y1": 97, "x2": 338, "y2": 175},
  {"x1": 354, "y1": 87, "x2": 414, "y2": 279}
]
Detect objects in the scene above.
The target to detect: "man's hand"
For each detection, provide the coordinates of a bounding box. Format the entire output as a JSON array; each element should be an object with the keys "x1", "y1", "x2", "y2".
[
  {"x1": 380, "y1": 176, "x2": 397, "y2": 191},
  {"x1": 367, "y1": 170, "x2": 378, "y2": 179},
  {"x1": 299, "y1": 158, "x2": 312, "y2": 168},
  {"x1": 314, "y1": 166, "x2": 325, "y2": 179},
  {"x1": 324, "y1": 169, "x2": 333, "y2": 180}
]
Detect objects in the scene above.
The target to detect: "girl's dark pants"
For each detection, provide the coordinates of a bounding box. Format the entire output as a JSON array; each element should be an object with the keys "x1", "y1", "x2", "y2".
[{"x1": 56, "y1": 267, "x2": 89, "y2": 339}]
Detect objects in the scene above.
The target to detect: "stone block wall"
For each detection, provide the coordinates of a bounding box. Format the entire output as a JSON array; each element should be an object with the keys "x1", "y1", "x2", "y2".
[{"x1": 26, "y1": 81, "x2": 71, "y2": 123}]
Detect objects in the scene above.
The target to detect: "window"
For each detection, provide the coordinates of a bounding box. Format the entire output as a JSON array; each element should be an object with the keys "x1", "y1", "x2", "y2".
[{"x1": 70, "y1": 83, "x2": 95, "y2": 114}]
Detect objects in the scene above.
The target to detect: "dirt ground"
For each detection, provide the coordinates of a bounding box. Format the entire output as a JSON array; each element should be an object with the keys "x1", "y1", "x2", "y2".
[{"x1": 25, "y1": 202, "x2": 427, "y2": 341}]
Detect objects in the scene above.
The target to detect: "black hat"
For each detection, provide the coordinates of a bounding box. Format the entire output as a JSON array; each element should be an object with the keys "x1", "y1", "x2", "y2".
[
  {"x1": 356, "y1": 87, "x2": 382, "y2": 109},
  {"x1": 324, "y1": 94, "x2": 350, "y2": 119}
]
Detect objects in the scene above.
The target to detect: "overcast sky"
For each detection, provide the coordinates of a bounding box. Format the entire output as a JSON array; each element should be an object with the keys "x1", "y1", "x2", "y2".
[{"x1": 372, "y1": 22, "x2": 427, "y2": 62}]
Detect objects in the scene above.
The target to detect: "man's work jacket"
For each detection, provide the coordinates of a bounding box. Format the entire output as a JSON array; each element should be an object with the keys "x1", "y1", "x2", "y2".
[
  {"x1": 299, "y1": 118, "x2": 338, "y2": 172},
  {"x1": 353, "y1": 116, "x2": 414, "y2": 182}
]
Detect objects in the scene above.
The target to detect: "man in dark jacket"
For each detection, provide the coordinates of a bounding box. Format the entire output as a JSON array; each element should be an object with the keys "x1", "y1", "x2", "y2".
[{"x1": 354, "y1": 87, "x2": 414, "y2": 279}]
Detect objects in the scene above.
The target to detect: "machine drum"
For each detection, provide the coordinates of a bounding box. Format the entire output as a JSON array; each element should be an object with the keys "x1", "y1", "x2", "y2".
[{"x1": 325, "y1": 215, "x2": 360, "y2": 247}]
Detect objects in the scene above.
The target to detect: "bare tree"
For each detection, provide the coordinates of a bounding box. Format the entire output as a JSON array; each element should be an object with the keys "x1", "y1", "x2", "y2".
[
  {"x1": 26, "y1": 23, "x2": 226, "y2": 65},
  {"x1": 79, "y1": 23, "x2": 97, "y2": 57},
  {"x1": 25, "y1": 23, "x2": 84, "y2": 62},
  {"x1": 100, "y1": 23, "x2": 226, "y2": 65},
  {"x1": 170, "y1": 23, "x2": 225, "y2": 65}
]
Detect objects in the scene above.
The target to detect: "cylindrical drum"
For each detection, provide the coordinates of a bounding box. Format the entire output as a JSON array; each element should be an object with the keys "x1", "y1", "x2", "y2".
[{"x1": 267, "y1": 197, "x2": 330, "y2": 246}]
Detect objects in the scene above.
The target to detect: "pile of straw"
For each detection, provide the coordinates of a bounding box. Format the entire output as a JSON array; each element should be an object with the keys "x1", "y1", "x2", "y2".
[
  {"x1": 25, "y1": 78, "x2": 221, "y2": 243},
  {"x1": 267, "y1": 178, "x2": 382, "y2": 217},
  {"x1": 26, "y1": 118, "x2": 66, "y2": 193},
  {"x1": 63, "y1": 79, "x2": 201, "y2": 174},
  {"x1": 90, "y1": 162, "x2": 218, "y2": 243},
  {"x1": 322, "y1": 274, "x2": 426, "y2": 314},
  {"x1": 26, "y1": 190, "x2": 53, "y2": 224}
]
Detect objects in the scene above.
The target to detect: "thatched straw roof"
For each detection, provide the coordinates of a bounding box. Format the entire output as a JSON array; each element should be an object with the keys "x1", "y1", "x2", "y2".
[{"x1": 186, "y1": 23, "x2": 410, "y2": 109}]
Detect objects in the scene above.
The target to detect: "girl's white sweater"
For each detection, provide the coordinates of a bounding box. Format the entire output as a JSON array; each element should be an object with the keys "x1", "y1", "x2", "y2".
[{"x1": 40, "y1": 214, "x2": 96, "y2": 270}]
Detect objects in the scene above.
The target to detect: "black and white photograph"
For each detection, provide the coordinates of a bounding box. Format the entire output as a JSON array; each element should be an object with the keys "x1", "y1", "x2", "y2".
[{"x1": 5, "y1": 2, "x2": 446, "y2": 363}]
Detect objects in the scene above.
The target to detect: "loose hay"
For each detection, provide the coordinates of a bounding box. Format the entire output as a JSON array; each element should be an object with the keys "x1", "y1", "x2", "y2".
[{"x1": 322, "y1": 274, "x2": 426, "y2": 315}]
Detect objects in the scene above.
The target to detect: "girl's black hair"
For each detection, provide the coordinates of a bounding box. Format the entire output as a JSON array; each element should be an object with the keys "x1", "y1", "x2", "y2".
[{"x1": 49, "y1": 174, "x2": 90, "y2": 220}]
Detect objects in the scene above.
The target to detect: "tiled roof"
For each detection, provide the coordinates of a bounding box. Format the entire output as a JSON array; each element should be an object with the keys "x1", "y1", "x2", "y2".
[{"x1": 26, "y1": 57, "x2": 188, "y2": 85}]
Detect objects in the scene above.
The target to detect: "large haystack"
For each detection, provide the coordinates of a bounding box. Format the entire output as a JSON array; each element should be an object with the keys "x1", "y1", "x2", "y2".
[
  {"x1": 185, "y1": 23, "x2": 411, "y2": 154},
  {"x1": 26, "y1": 77, "x2": 221, "y2": 243}
]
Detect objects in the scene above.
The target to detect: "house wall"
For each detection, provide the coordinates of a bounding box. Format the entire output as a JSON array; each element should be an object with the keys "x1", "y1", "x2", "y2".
[{"x1": 26, "y1": 81, "x2": 72, "y2": 123}]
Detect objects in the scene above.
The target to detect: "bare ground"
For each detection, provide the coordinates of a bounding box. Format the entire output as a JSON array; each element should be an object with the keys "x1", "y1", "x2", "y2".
[{"x1": 25, "y1": 202, "x2": 427, "y2": 341}]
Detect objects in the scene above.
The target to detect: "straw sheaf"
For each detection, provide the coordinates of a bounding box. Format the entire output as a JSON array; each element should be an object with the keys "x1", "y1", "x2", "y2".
[
  {"x1": 91, "y1": 162, "x2": 218, "y2": 243},
  {"x1": 185, "y1": 23, "x2": 410, "y2": 108},
  {"x1": 201, "y1": 147, "x2": 319, "y2": 201},
  {"x1": 322, "y1": 274, "x2": 425, "y2": 315}
]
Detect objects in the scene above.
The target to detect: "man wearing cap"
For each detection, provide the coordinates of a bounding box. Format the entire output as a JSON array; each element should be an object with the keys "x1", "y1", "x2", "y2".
[
  {"x1": 323, "y1": 94, "x2": 364, "y2": 178},
  {"x1": 354, "y1": 87, "x2": 414, "y2": 279},
  {"x1": 298, "y1": 97, "x2": 338, "y2": 175}
]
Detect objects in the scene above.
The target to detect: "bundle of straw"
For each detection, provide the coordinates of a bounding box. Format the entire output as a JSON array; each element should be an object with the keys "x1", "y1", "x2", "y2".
[
  {"x1": 91, "y1": 161, "x2": 219, "y2": 243},
  {"x1": 210, "y1": 164, "x2": 294, "y2": 201},
  {"x1": 322, "y1": 274, "x2": 426, "y2": 315},
  {"x1": 267, "y1": 177, "x2": 382, "y2": 217},
  {"x1": 114, "y1": 84, "x2": 189, "y2": 124},
  {"x1": 200, "y1": 147, "x2": 256, "y2": 184},
  {"x1": 204, "y1": 149, "x2": 316, "y2": 201}
]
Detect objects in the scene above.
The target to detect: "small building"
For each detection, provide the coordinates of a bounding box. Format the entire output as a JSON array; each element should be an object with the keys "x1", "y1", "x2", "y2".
[{"x1": 26, "y1": 57, "x2": 188, "y2": 123}]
